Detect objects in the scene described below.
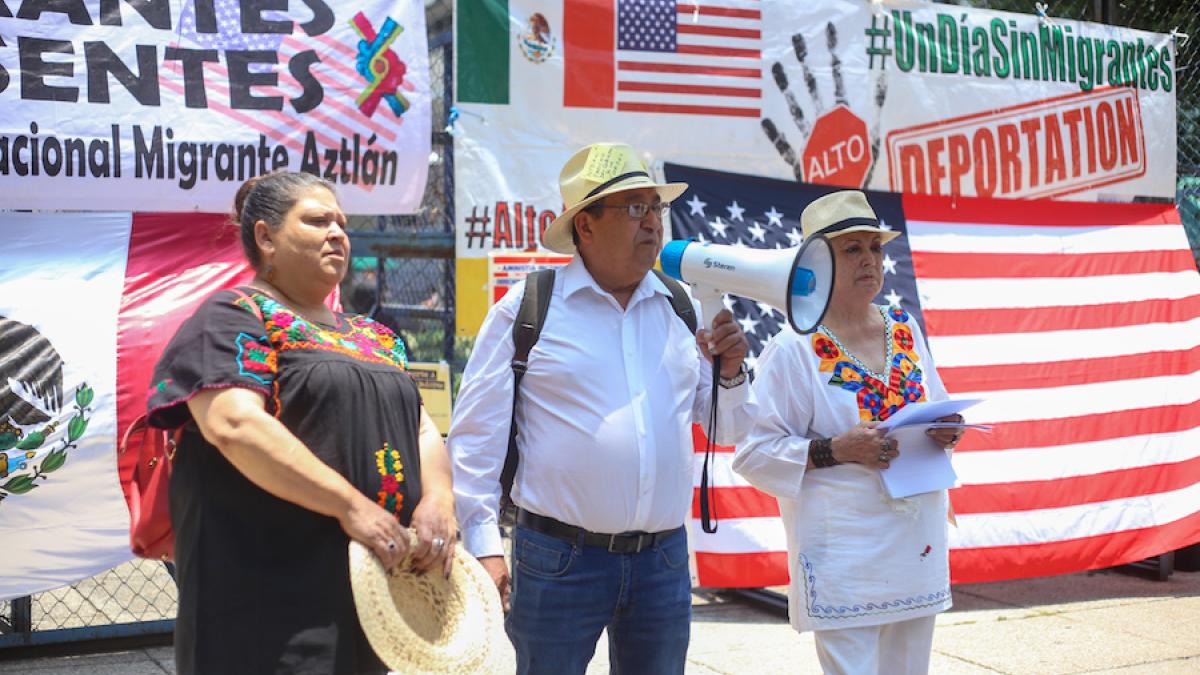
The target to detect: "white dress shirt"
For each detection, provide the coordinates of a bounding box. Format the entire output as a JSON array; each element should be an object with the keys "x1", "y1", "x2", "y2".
[{"x1": 450, "y1": 257, "x2": 755, "y2": 558}]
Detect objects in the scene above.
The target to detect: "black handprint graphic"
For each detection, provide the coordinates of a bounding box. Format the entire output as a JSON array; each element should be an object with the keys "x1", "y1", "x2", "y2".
[{"x1": 761, "y1": 19, "x2": 890, "y2": 188}]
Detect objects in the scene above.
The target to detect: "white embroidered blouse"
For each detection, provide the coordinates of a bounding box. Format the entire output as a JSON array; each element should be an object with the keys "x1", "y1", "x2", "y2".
[{"x1": 733, "y1": 305, "x2": 953, "y2": 632}]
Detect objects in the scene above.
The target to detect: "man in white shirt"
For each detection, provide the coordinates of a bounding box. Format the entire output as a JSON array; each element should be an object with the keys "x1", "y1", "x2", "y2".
[{"x1": 448, "y1": 143, "x2": 755, "y2": 675}]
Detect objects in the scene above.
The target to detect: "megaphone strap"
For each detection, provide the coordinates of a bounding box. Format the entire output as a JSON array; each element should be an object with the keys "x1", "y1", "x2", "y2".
[{"x1": 584, "y1": 171, "x2": 651, "y2": 199}]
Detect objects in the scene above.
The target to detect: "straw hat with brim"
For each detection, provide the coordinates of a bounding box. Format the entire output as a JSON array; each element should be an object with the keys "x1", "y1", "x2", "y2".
[
  {"x1": 349, "y1": 534, "x2": 514, "y2": 674},
  {"x1": 800, "y1": 190, "x2": 900, "y2": 245},
  {"x1": 543, "y1": 143, "x2": 689, "y2": 254}
]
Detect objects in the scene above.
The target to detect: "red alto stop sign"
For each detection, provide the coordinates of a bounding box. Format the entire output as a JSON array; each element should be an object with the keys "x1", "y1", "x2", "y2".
[{"x1": 801, "y1": 105, "x2": 871, "y2": 188}]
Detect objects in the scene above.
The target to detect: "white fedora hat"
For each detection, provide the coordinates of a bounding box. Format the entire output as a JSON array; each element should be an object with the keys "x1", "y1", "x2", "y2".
[
  {"x1": 800, "y1": 190, "x2": 900, "y2": 244},
  {"x1": 349, "y1": 537, "x2": 514, "y2": 674},
  {"x1": 543, "y1": 143, "x2": 688, "y2": 254}
]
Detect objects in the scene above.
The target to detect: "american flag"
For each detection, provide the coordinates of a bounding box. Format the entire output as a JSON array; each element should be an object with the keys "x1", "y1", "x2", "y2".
[
  {"x1": 161, "y1": 0, "x2": 410, "y2": 159},
  {"x1": 664, "y1": 161, "x2": 1200, "y2": 587},
  {"x1": 614, "y1": 0, "x2": 762, "y2": 118}
]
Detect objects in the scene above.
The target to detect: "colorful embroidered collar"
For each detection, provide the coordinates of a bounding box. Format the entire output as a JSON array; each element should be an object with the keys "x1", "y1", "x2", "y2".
[{"x1": 811, "y1": 306, "x2": 926, "y2": 422}]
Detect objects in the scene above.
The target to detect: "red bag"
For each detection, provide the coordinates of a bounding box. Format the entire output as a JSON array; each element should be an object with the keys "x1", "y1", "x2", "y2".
[
  {"x1": 120, "y1": 415, "x2": 182, "y2": 561},
  {"x1": 119, "y1": 288, "x2": 263, "y2": 561}
]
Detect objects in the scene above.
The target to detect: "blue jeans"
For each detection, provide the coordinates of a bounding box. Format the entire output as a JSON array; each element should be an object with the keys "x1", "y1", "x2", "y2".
[{"x1": 506, "y1": 523, "x2": 692, "y2": 675}]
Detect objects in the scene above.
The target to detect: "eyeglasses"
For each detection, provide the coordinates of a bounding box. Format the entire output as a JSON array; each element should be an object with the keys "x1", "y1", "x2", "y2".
[{"x1": 593, "y1": 201, "x2": 672, "y2": 220}]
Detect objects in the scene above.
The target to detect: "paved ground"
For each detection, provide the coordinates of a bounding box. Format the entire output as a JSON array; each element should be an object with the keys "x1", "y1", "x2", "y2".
[{"x1": 1, "y1": 567, "x2": 1197, "y2": 674}]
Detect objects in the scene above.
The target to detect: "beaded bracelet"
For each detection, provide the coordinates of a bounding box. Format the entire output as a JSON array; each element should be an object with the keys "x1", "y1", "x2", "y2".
[{"x1": 809, "y1": 438, "x2": 841, "y2": 468}]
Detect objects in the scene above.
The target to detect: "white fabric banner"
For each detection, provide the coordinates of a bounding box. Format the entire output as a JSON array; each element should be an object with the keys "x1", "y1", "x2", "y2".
[
  {"x1": 0, "y1": 0, "x2": 431, "y2": 214},
  {"x1": 452, "y1": 0, "x2": 1178, "y2": 260},
  {"x1": 0, "y1": 212, "x2": 135, "y2": 602}
]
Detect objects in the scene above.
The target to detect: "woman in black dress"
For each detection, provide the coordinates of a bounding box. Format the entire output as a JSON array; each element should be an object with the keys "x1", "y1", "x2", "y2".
[{"x1": 147, "y1": 172, "x2": 457, "y2": 674}]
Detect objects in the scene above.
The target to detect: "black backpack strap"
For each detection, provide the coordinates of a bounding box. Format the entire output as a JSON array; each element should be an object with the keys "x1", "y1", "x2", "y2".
[
  {"x1": 653, "y1": 269, "x2": 699, "y2": 334},
  {"x1": 499, "y1": 269, "x2": 556, "y2": 520}
]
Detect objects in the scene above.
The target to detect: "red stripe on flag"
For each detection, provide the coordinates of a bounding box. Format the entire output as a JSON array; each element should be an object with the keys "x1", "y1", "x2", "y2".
[
  {"x1": 116, "y1": 214, "x2": 253, "y2": 505},
  {"x1": 692, "y1": 425, "x2": 737, "y2": 454},
  {"x1": 676, "y1": 4, "x2": 761, "y2": 20},
  {"x1": 956, "y1": 400, "x2": 1200, "y2": 453},
  {"x1": 923, "y1": 295, "x2": 1200, "y2": 337},
  {"x1": 618, "y1": 61, "x2": 760, "y2": 78},
  {"x1": 564, "y1": 0, "x2": 616, "y2": 108},
  {"x1": 913, "y1": 249, "x2": 1198, "y2": 279},
  {"x1": 952, "y1": 454, "x2": 1200, "y2": 515},
  {"x1": 692, "y1": 486, "x2": 780, "y2": 519},
  {"x1": 939, "y1": 345, "x2": 1200, "y2": 393},
  {"x1": 694, "y1": 551, "x2": 790, "y2": 588},
  {"x1": 949, "y1": 508, "x2": 1200, "y2": 584},
  {"x1": 617, "y1": 81, "x2": 760, "y2": 98},
  {"x1": 676, "y1": 44, "x2": 761, "y2": 58},
  {"x1": 617, "y1": 102, "x2": 760, "y2": 117},
  {"x1": 676, "y1": 24, "x2": 760, "y2": 38},
  {"x1": 903, "y1": 193, "x2": 1181, "y2": 226}
]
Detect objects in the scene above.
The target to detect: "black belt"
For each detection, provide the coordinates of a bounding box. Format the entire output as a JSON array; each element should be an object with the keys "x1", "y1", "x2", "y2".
[{"x1": 516, "y1": 508, "x2": 680, "y2": 554}]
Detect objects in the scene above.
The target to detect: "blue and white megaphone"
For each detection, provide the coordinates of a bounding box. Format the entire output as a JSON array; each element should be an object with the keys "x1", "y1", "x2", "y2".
[{"x1": 659, "y1": 236, "x2": 835, "y2": 334}]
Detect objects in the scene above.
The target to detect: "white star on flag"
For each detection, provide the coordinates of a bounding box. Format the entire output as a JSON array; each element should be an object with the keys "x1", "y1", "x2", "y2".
[
  {"x1": 686, "y1": 195, "x2": 707, "y2": 216},
  {"x1": 882, "y1": 254, "x2": 897, "y2": 275},
  {"x1": 785, "y1": 228, "x2": 803, "y2": 246},
  {"x1": 879, "y1": 219, "x2": 893, "y2": 231},
  {"x1": 723, "y1": 295, "x2": 735, "y2": 311},
  {"x1": 744, "y1": 354, "x2": 758, "y2": 372},
  {"x1": 709, "y1": 217, "x2": 729, "y2": 238},
  {"x1": 764, "y1": 207, "x2": 783, "y2": 227},
  {"x1": 884, "y1": 288, "x2": 903, "y2": 306},
  {"x1": 738, "y1": 315, "x2": 760, "y2": 335},
  {"x1": 756, "y1": 300, "x2": 781, "y2": 317},
  {"x1": 747, "y1": 221, "x2": 767, "y2": 242},
  {"x1": 726, "y1": 201, "x2": 745, "y2": 221}
]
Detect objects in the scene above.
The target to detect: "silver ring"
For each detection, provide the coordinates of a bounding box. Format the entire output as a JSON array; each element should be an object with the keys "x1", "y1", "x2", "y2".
[
  {"x1": 878, "y1": 453, "x2": 889, "y2": 463},
  {"x1": 433, "y1": 537, "x2": 446, "y2": 550},
  {"x1": 386, "y1": 540, "x2": 397, "y2": 552}
]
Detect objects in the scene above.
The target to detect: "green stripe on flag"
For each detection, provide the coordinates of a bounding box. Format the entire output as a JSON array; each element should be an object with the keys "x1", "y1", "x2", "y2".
[{"x1": 457, "y1": 0, "x2": 510, "y2": 104}]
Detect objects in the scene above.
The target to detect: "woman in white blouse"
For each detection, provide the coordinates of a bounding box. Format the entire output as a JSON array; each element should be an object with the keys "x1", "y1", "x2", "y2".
[{"x1": 733, "y1": 190, "x2": 964, "y2": 675}]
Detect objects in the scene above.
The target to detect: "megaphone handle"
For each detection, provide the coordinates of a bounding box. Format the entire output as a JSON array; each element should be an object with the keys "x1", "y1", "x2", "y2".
[{"x1": 694, "y1": 287, "x2": 726, "y2": 334}]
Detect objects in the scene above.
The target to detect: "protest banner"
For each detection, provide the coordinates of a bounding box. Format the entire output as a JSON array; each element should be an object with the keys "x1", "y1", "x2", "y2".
[
  {"x1": 0, "y1": 0, "x2": 432, "y2": 213},
  {"x1": 451, "y1": 0, "x2": 1178, "y2": 334}
]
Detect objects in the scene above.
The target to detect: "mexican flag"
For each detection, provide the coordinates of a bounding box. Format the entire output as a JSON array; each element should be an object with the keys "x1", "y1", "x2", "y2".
[{"x1": 1, "y1": 212, "x2": 253, "y2": 601}]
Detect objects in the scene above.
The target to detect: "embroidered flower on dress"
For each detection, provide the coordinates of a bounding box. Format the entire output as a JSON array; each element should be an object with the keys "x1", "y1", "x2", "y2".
[
  {"x1": 235, "y1": 332, "x2": 276, "y2": 384},
  {"x1": 812, "y1": 335, "x2": 841, "y2": 360},
  {"x1": 375, "y1": 442, "x2": 405, "y2": 516},
  {"x1": 894, "y1": 325, "x2": 915, "y2": 352}
]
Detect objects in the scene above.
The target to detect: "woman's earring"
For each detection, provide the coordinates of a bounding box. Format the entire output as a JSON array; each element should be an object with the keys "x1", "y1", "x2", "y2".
[{"x1": 265, "y1": 262, "x2": 274, "y2": 282}]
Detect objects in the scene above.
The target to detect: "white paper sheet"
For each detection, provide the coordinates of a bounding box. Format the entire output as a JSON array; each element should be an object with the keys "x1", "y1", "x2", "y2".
[
  {"x1": 879, "y1": 425, "x2": 961, "y2": 499},
  {"x1": 875, "y1": 398, "x2": 982, "y2": 431}
]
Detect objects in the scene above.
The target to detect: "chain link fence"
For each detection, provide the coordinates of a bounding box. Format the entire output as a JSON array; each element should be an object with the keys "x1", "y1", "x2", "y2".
[
  {"x1": 1112, "y1": 0, "x2": 1200, "y2": 264},
  {"x1": 341, "y1": 33, "x2": 461, "y2": 368}
]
